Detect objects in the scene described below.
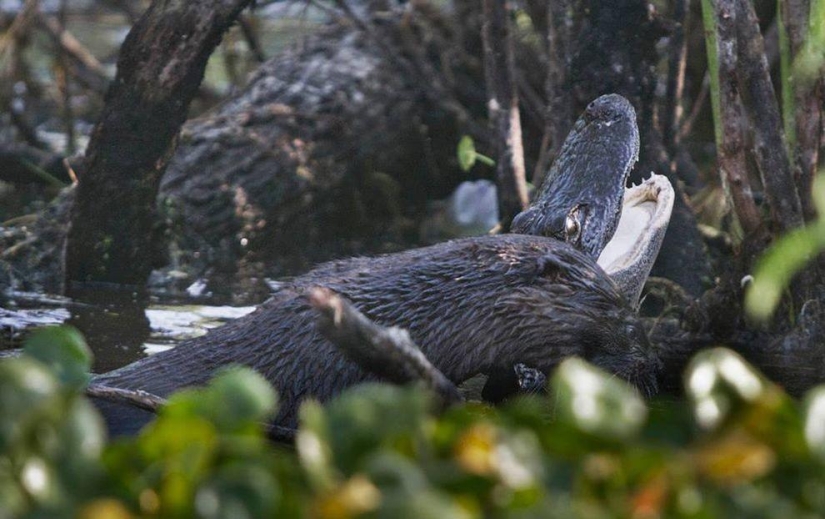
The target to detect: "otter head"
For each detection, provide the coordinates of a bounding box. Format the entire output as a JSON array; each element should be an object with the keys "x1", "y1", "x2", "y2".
[{"x1": 490, "y1": 242, "x2": 659, "y2": 397}]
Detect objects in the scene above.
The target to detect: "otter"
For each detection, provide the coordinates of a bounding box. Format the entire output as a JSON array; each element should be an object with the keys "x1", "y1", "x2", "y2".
[{"x1": 94, "y1": 234, "x2": 656, "y2": 433}]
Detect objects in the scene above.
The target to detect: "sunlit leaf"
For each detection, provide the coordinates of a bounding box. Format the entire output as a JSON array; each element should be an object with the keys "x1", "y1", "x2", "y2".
[
  {"x1": 746, "y1": 173, "x2": 825, "y2": 321},
  {"x1": 803, "y1": 386, "x2": 825, "y2": 462},
  {"x1": 457, "y1": 135, "x2": 477, "y2": 172},
  {"x1": 685, "y1": 348, "x2": 806, "y2": 457},
  {"x1": 207, "y1": 366, "x2": 279, "y2": 428},
  {"x1": 551, "y1": 358, "x2": 647, "y2": 442},
  {"x1": 685, "y1": 348, "x2": 767, "y2": 430}
]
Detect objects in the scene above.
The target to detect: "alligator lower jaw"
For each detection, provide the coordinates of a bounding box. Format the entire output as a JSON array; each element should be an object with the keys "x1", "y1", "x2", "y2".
[{"x1": 597, "y1": 174, "x2": 675, "y2": 308}]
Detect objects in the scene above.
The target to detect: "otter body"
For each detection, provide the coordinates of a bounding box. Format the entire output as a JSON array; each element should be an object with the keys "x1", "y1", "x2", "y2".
[{"x1": 95, "y1": 235, "x2": 656, "y2": 432}]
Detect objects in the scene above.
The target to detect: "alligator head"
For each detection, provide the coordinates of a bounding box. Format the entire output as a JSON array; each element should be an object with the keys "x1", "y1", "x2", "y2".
[
  {"x1": 511, "y1": 93, "x2": 672, "y2": 307},
  {"x1": 511, "y1": 94, "x2": 639, "y2": 258}
]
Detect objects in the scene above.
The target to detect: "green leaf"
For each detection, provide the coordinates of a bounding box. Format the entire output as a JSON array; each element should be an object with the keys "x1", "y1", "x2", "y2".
[
  {"x1": 308, "y1": 384, "x2": 431, "y2": 474},
  {"x1": 746, "y1": 173, "x2": 825, "y2": 321},
  {"x1": 195, "y1": 464, "x2": 281, "y2": 519},
  {"x1": 23, "y1": 326, "x2": 92, "y2": 391},
  {"x1": 207, "y1": 366, "x2": 279, "y2": 427},
  {"x1": 457, "y1": 135, "x2": 477, "y2": 171}
]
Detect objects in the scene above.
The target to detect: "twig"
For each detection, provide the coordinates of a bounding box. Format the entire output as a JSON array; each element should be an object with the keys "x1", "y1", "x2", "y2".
[
  {"x1": 86, "y1": 383, "x2": 167, "y2": 413},
  {"x1": 662, "y1": 0, "x2": 688, "y2": 152},
  {"x1": 308, "y1": 287, "x2": 463, "y2": 407},
  {"x1": 86, "y1": 383, "x2": 298, "y2": 443},
  {"x1": 55, "y1": 0, "x2": 76, "y2": 155},
  {"x1": 37, "y1": 13, "x2": 109, "y2": 94},
  {"x1": 237, "y1": 15, "x2": 266, "y2": 63},
  {"x1": 678, "y1": 70, "x2": 709, "y2": 140},
  {"x1": 481, "y1": 0, "x2": 528, "y2": 227},
  {"x1": 734, "y1": 0, "x2": 804, "y2": 232}
]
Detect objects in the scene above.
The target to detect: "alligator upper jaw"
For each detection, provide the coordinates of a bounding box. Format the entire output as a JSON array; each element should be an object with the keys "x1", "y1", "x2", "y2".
[{"x1": 597, "y1": 174, "x2": 675, "y2": 308}]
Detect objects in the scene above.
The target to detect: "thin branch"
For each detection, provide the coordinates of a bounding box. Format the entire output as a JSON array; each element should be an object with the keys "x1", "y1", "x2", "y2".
[
  {"x1": 55, "y1": 0, "x2": 76, "y2": 155},
  {"x1": 237, "y1": 15, "x2": 266, "y2": 63},
  {"x1": 86, "y1": 383, "x2": 298, "y2": 443},
  {"x1": 308, "y1": 287, "x2": 463, "y2": 407},
  {"x1": 662, "y1": 0, "x2": 689, "y2": 152},
  {"x1": 481, "y1": 0, "x2": 528, "y2": 227},
  {"x1": 86, "y1": 384, "x2": 167, "y2": 413},
  {"x1": 37, "y1": 13, "x2": 110, "y2": 94},
  {"x1": 678, "y1": 70, "x2": 709, "y2": 140}
]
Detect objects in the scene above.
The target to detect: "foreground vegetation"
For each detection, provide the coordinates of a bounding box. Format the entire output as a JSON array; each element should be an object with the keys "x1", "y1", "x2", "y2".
[{"x1": 3, "y1": 326, "x2": 825, "y2": 518}]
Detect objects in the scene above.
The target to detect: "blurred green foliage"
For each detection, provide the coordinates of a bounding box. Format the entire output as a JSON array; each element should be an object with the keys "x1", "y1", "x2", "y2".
[
  {"x1": 3, "y1": 326, "x2": 825, "y2": 518},
  {"x1": 746, "y1": 173, "x2": 825, "y2": 321}
]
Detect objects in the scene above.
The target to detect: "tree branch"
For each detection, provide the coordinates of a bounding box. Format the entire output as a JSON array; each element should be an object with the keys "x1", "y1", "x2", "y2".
[
  {"x1": 734, "y1": 0, "x2": 805, "y2": 232},
  {"x1": 64, "y1": 0, "x2": 254, "y2": 293},
  {"x1": 481, "y1": 0, "x2": 528, "y2": 228},
  {"x1": 308, "y1": 287, "x2": 463, "y2": 407}
]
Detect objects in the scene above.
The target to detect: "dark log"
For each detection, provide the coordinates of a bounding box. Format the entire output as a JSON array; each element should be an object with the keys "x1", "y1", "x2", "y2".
[
  {"x1": 155, "y1": 11, "x2": 487, "y2": 293},
  {"x1": 4, "y1": 8, "x2": 487, "y2": 298},
  {"x1": 64, "y1": 0, "x2": 254, "y2": 293}
]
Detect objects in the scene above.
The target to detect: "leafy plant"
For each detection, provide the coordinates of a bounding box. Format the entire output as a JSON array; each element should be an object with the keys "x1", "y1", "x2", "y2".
[
  {"x1": 746, "y1": 172, "x2": 825, "y2": 321},
  {"x1": 457, "y1": 136, "x2": 495, "y2": 172},
  {"x1": 4, "y1": 327, "x2": 825, "y2": 517}
]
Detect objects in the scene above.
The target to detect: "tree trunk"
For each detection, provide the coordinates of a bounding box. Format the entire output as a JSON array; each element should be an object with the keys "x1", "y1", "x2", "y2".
[{"x1": 64, "y1": 0, "x2": 252, "y2": 294}]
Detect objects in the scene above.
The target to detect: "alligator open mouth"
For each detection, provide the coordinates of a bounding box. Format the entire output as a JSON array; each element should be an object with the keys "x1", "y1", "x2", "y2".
[{"x1": 597, "y1": 174, "x2": 675, "y2": 307}]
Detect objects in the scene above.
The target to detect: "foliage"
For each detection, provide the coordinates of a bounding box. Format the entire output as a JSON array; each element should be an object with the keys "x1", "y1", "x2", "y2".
[
  {"x1": 4, "y1": 327, "x2": 825, "y2": 518},
  {"x1": 457, "y1": 136, "x2": 495, "y2": 172},
  {"x1": 746, "y1": 173, "x2": 825, "y2": 321}
]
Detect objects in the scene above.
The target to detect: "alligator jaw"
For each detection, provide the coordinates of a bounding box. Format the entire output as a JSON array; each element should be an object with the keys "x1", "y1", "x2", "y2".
[{"x1": 597, "y1": 174, "x2": 674, "y2": 308}]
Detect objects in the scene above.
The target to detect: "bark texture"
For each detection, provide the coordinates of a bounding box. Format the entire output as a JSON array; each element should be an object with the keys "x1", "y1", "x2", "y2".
[{"x1": 64, "y1": 0, "x2": 253, "y2": 293}]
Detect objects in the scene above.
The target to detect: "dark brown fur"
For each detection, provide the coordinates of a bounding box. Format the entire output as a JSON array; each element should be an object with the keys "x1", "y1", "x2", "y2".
[{"x1": 94, "y1": 235, "x2": 657, "y2": 431}]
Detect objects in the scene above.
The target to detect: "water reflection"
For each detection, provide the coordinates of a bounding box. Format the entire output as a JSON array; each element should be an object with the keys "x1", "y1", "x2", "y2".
[
  {"x1": 65, "y1": 286, "x2": 151, "y2": 373},
  {"x1": 1, "y1": 287, "x2": 257, "y2": 373}
]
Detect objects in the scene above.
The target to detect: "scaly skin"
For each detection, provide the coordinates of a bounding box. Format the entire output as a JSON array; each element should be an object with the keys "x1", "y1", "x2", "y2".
[{"x1": 511, "y1": 94, "x2": 640, "y2": 258}]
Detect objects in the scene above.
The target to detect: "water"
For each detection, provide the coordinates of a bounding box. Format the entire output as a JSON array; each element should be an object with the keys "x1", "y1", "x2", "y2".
[{"x1": 1, "y1": 292, "x2": 255, "y2": 373}]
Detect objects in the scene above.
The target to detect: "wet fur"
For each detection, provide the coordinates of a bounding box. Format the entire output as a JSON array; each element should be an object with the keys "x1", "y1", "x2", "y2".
[{"x1": 94, "y1": 235, "x2": 656, "y2": 432}]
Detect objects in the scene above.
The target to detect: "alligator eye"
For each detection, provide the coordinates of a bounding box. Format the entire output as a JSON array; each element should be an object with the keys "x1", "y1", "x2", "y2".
[{"x1": 564, "y1": 213, "x2": 580, "y2": 241}]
